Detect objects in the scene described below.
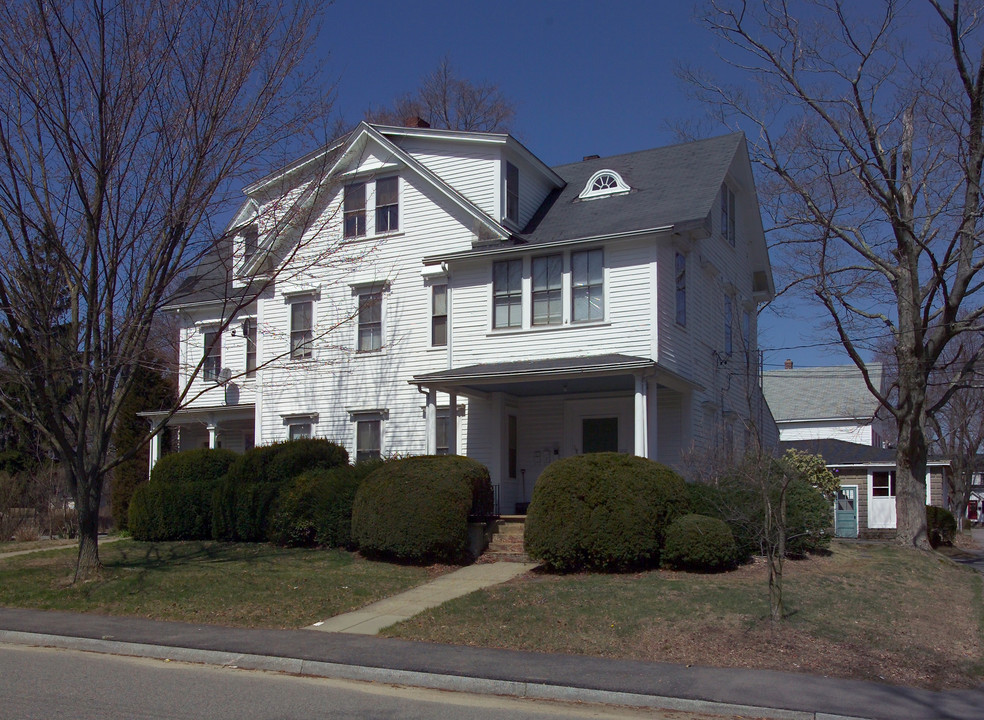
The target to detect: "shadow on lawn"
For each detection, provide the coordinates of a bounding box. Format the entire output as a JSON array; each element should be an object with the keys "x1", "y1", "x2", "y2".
[{"x1": 109, "y1": 541, "x2": 291, "y2": 570}]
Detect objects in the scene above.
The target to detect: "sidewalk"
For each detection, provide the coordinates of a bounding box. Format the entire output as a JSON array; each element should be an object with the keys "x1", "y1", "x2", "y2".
[{"x1": 1, "y1": 603, "x2": 982, "y2": 720}]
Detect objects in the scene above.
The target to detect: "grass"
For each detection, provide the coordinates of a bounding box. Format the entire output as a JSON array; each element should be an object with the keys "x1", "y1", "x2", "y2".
[
  {"x1": 384, "y1": 541, "x2": 984, "y2": 690},
  {"x1": 0, "y1": 539, "x2": 445, "y2": 628}
]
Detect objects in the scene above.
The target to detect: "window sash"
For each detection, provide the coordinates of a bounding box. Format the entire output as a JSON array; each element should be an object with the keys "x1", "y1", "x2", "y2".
[
  {"x1": 375, "y1": 177, "x2": 399, "y2": 233},
  {"x1": 344, "y1": 182, "x2": 366, "y2": 238},
  {"x1": 571, "y1": 249, "x2": 604, "y2": 322},
  {"x1": 872, "y1": 471, "x2": 896, "y2": 497},
  {"x1": 356, "y1": 419, "x2": 381, "y2": 462},
  {"x1": 288, "y1": 423, "x2": 312, "y2": 441},
  {"x1": 675, "y1": 252, "x2": 686, "y2": 327},
  {"x1": 493, "y1": 259, "x2": 523, "y2": 328},
  {"x1": 436, "y1": 415, "x2": 449, "y2": 455},
  {"x1": 290, "y1": 301, "x2": 313, "y2": 359},
  {"x1": 532, "y1": 255, "x2": 562, "y2": 326},
  {"x1": 358, "y1": 292, "x2": 382, "y2": 352},
  {"x1": 724, "y1": 295, "x2": 733, "y2": 356},
  {"x1": 506, "y1": 162, "x2": 519, "y2": 224},
  {"x1": 432, "y1": 284, "x2": 447, "y2": 346},
  {"x1": 244, "y1": 319, "x2": 257, "y2": 378},
  {"x1": 243, "y1": 226, "x2": 258, "y2": 261},
  {"x1": 202, "y1": 330, "x2": 221, "y2": 381},
  {"x1": 721, "y1": 184, "x2": 736, "y2": 246}
]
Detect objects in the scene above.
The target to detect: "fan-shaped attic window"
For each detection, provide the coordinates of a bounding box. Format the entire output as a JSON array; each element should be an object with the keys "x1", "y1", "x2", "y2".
[{"x1": 578, "y1": 170, "x2": 631, "y2": 200}]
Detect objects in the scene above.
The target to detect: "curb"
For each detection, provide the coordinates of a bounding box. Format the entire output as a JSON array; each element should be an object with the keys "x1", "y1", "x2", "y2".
[{"x1": 0, "y1": 629, "x2": 870, "y2": 720}]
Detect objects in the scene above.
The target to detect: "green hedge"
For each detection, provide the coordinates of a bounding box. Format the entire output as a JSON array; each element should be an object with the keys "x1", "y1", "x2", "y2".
[
  {"x1": 662, "y1": 514, "x2": 737, "y2": 572},
  {"x1": 269, "y1": 461, "x2": 382, "y2": 548},
  {"x1": 212, "y1": 439, "x2": 349, "y2": 542},
  {"x1": 524, "y1": 453, "x2": 689, "y2": 572},
  {"x1": 351, "y1": 455, "x2": 491, "y2": 563},
  {"x1": 927, "y1": 505, "x2": 957, "y2": 548},
  {"x1": 149, "y1": 448, "x2": 237, "y2": 485},
  {"x1": 128, "y1": 480, "x2": 215, "y2": 541}
]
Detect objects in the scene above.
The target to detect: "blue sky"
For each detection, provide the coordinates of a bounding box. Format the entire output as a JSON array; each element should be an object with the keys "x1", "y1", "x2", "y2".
[{"x1": 319, "y1": 0, "x2": 860, "y2": 371}]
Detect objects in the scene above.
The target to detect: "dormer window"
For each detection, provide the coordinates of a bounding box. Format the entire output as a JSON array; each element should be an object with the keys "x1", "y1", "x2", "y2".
[
  {"x1": 242, "y1": 225, "x2": 258, "y2": 262},
  {"x1": 578, "y1": 170, "x2": 630, "y2": 200}
]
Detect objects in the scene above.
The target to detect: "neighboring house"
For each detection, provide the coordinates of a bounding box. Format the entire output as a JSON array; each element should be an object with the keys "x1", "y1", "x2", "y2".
[
  {"x1": 143, "y1": 121, "x2": 777, "y2": 514},
  {"x1": 763, "y1": 363, "x2": 887, "y2": 447},
  {"x1": 782, "y1": 438, "x2": 949, "y2": 539}
]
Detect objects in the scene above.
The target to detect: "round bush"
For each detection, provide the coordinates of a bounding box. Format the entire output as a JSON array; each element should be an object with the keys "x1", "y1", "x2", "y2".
[
  {"x1": 662, "y1": 514, "x2": 737, "y2": 572},
  {"x1": 351, "y1": 455, "x2": 491, "y2": 563},
  {"x1": 150, "y1": 448, "x2": 237, "y2": 485},
  {"x1": 212, "y1": 439, "x2": 349, "y2": 541},
  {"x1": 524, "y1": 453, "x2": 689, "y2": 572},
  {"x1": 269, "y1": 461, "x2": 381, "y2": 547},
  {"x1": 128, "y1": 480, "x2": 215, "y2": 541},
  {"x1": 927, "y1": 505, "x2": 957, "y2": 548}
]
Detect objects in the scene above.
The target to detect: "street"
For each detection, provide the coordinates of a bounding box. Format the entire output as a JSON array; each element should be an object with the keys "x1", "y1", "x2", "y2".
[{"x1": 0, "y1": 644, "x2": 741, "y2": 720}]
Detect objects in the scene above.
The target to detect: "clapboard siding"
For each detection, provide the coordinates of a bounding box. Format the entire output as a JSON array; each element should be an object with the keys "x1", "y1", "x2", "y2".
[{"x1": 396, "y1": 138, "x2": 498, "y2": 216}]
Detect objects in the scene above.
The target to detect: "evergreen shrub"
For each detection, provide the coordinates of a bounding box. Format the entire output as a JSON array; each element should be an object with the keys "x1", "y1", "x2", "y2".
[
  {"x1": 662, "y1": 514, "x2": 737, "y2": 572},
  {"x1": 351, "y1": 455, "x2": 491, "y2": 563},
  {"x1": 927, "y1": 505, "x2": 957, "y2": 548},
  {"x1": 269, "y1": 461, "x2": 382, "y2": 547},
  {"x1": 524, "y1": 453, "x2": 689, "y2": 572},
  {"x1": 128, "y1": 480, "x2": 214, "y2": 541},
  {"x1": 149, "y1": 448, "x2": 237, "y2": 485}
]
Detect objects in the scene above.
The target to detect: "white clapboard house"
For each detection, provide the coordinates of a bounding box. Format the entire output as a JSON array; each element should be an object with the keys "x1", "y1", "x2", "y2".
[{"x1": 145, "y1": 121, "x2": 777, "y2": 514}]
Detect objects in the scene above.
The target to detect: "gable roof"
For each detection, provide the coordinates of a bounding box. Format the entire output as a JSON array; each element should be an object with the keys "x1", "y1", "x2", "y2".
[
  {"x1": 763, "y1": 364, "x2": 884, "y2": 423},
  {"x1": 519, "y1": 133, "x2": 745, "y2": 246}
]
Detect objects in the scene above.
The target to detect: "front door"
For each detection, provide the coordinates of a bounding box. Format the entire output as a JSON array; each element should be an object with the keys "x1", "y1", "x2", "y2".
[
  {"x1": 835, "y1": 486, "x2": 858, "y2": 538},
  {"x1": 582, "y1": 417, "x2": 619, "y2": 453}
]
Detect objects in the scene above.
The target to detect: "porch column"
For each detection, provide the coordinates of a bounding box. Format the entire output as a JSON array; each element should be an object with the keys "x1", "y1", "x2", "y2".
[
  {"x1": 634, "y1": 374, "x2": 648, "y2": 457},
  {"x1": 447, "y1": 392, "x2": 458, "y2": 455},
  {"x1": 206, "y1": 422, "x2": 219, "y2": 450},
  {"x1": 148, "y1": 421, "x2": 163, "y2": 478},
  {"x1": 425, "y1": 388, "x2": 437, "y2": 455}
]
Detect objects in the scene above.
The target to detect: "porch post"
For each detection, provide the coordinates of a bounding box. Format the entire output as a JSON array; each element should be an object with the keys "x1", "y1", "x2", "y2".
[
  {"x1": 425, "y1": 388, "x2": 437, "y2": 455},
  {"x1": 148, "y1": 421, "x2": 163, "y2": 478},
  {"x1": 206, "y1": 422, "x2": 218, "y2": 450},
  {"x1": 634, "y1": 374, "x2": 648, "y2": 457},
  {"x1": 447, "y1": 392, "x2": 458, "y2": 455}
]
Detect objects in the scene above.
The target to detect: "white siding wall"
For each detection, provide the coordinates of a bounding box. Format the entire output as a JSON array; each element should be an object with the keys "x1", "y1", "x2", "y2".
[{"x1": 396, "y1": 138, "x2": 498, "y2": 217}]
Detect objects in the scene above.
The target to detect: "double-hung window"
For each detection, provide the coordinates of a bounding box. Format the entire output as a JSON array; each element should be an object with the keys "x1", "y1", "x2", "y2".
[
  {"x1": 344, "y1": 182, "x2": 366, "y2": 238},
  {"x1": 531, "y1": 255, "x2": 562, "y2": 326},
  {"x1": 872, "y1": 471, "x2": 896, "y2": 497},
  {"x1": 675, "y1": 252, "x2": 686, "y2": 327},
  {"x1": 288, "y1": 423, "x2": 312, "y2": 441},
  {"x1": 723, "y1": 294, "x2": 733, "y2": 356},
  {"x1": 721, "y1": 183, "x2": 736, "y2": 246},
  {"x1": 571, "y1": 249, "x2": 604, "y2": 322},
  {"x1": 243, "y1": 319, "x2": 257, "y2": 378},
  {"x1": 290, "y1": 301, "x2": 313, "y2": 359},
  {"x1": 358, "y1": 292, "x2": 382, "y2": 352},
  {"x1": 431, "y1": 284, "x2": 448, "y2": 346},
  {"x1": 356, "y1": 419, "x2": 381, "y2": 462},
  {"x1": 375, "y1": 177, "x2": 399, "y2": 233},
  {"x1": 243, "y1": 226, "x2": 258, "y2": 262},
  {"x1": 506, "y1": 162, "x2": 519, "y2": 224},
  {"x1": 493, "y1": 259, "x2": 522, "y2": 328},
  {"x1": 202, "y1": 330, "x2": 221, "y2": 381}
]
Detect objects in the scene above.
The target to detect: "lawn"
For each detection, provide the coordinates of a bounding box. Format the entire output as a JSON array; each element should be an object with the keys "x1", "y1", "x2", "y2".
[
  {"x1": 385, "y1": 541, "x2": 984, "y2": 690},
  {"x1": 0, "y1": 540, "x2": 445, "y2": 628}
]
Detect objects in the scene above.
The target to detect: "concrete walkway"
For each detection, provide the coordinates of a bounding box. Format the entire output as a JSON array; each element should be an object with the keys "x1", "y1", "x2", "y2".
[
  {"x1": 0, "y1": 535, "x2": 119, "y2": 561},
  {"x1": 309, "y1": 561, "x2": 538, "y2": 634}
]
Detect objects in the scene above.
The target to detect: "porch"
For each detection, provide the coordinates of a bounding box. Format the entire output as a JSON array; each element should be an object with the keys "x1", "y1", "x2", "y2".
[
  {"x1": 412, "y1": 354, "x2": 697, "y2": 515},
  {"x1": 138, "y1": 404, "x2": 255, "y2": 476}
]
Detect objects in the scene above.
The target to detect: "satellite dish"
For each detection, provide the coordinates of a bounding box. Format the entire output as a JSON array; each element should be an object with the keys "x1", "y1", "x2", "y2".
[{"x1": 218, "y1": 367, "x2": 232, "y2": 384}]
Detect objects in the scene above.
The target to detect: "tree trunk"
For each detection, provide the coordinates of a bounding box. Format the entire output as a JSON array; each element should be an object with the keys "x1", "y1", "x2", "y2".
[
  {"x1": 895, "y1": 410, "x2": 931, "y2": 550},
  {"x1": 72, "y1": 468, "x2": 103, "y2": 581}
]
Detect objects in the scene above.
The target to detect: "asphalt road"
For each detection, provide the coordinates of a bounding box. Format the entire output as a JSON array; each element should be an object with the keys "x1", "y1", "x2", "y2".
[{"x1": 0, "y1": 644, "x2": 741, "y2": 720}]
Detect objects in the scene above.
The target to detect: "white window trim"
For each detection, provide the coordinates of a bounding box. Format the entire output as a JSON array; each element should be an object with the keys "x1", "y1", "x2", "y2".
[
  {"x1": 349, "y1": 409, "x2": 387, "y2": 461},
  {"x1": 578, "y1": 169, "x2": 631, "y2": 200},
  {"x1": 288, "y1": 298, "x2": 315, "y2": 361},
  {"x1": 371, "y1": 175, "x2": 401, "y2": 237}
]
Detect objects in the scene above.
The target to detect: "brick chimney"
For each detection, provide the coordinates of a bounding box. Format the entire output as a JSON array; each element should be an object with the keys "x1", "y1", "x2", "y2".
[
  {"x1": 404, "y1": 116, "x2": 430, "y2": 129},
  {"x1": 785, "y1": 359, "x2": 794, "y2": 370},
  {"x1": 582, "y1": 154, "x2": 600, "y2": 161}
]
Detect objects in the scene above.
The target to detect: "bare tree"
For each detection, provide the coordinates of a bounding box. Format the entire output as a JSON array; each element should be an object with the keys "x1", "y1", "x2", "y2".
[
  {"x1": 683, "y1": 0, "x2": 984, "y2": 549},
  {"x1": 366, "y1": 56, "x2": 515, "y2": 132},
  {"x1": 0, "y1": 0, "x2": 331, "y2": 578}
]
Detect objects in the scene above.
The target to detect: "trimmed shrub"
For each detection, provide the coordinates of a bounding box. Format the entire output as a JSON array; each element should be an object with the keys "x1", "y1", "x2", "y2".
[
  {"x1": 524, "y1": 453, "x2": 689, "y2": 572},
  {"x1": 351, "y1": 455, "x2": 491, "y2": 563},
  {"x1": 128, "y1": 480, "x2": 215, "y2": 541},
  {"x1": 662, "y1": 514, "x2": 737, "y2": 572},
  {"x1": 927, "y1": 505, "x2": 957, "y2": 548},
  {"x1": 269, "y1": 461, "x2": 382, "y2": 547},
  {"x1": 212, "y1": 439, "x2": 349, "y2": 542},
  {"x1": 150, "y1": 448, "x2": 237, "y2": 485},
  {"x1": 784, "y1": 478, "x2": 832, "y2": 556}
]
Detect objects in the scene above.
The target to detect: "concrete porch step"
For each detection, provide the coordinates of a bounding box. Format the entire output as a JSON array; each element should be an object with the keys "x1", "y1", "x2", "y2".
[{"x1": 482, "y1": 515, "x2": 530, "y2": 562}]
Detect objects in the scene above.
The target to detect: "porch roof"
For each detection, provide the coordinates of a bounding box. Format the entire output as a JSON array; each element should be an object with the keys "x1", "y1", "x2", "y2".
[
  {"x1": 137, "y1": 403, "x2": 255, "y2": 427},
  {"x1": 411, "y1": 354, "x2": 698, "y2": 398}
]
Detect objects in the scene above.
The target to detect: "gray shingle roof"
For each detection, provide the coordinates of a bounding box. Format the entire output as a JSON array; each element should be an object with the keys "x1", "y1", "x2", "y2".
[
  {"x1": 519, "y1": 133, "x2": 745, "y2": 245},
  {"x1": 780, "y1": 438, "x2": 895, "y2": 465},
  {"x1": 762, "y1": 365, "x2": 883, "y2": 423}
]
